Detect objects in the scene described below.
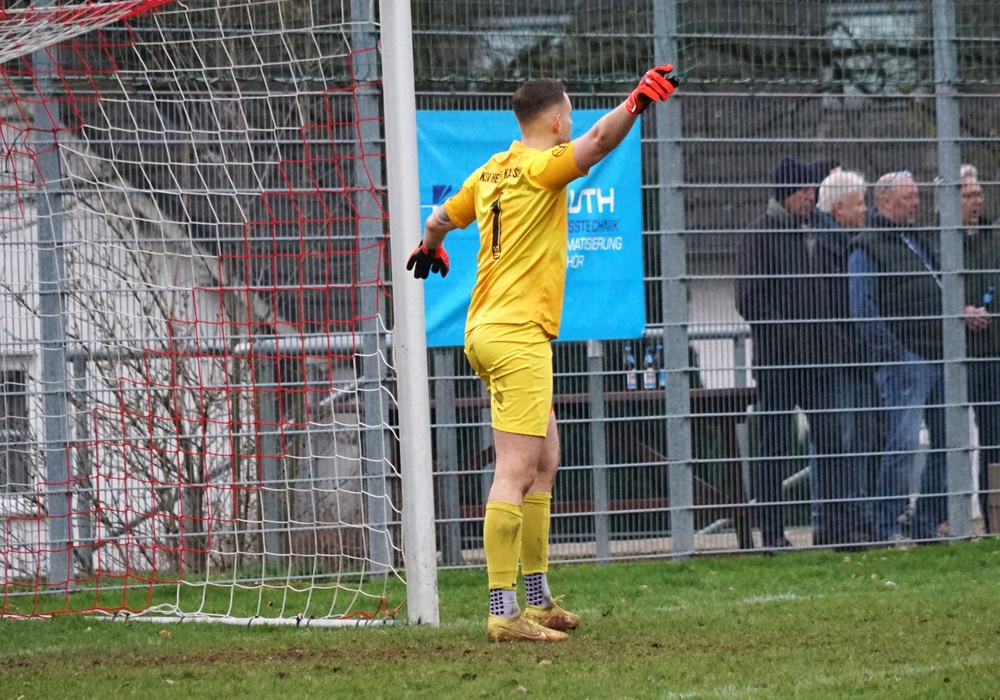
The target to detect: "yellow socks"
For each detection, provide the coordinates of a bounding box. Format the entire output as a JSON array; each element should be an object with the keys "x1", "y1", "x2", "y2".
[
  {"x1": 486, "y1": 494, "x2": 554, "y2": 616},
  {"x1": 521, "y1": 492, "x2": 553, "y2": 607},
  {"x1": 520, "y1": 492, "x2": 551, "y2": 575},
  {"x1": 484, "y1": 501, "x2": 522, "y2": 591}
]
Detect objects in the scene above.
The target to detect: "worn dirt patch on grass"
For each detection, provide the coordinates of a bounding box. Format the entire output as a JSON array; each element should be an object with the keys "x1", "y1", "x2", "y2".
[{"x1": 0, "y1": 640, "x2": 508, "y2": 673}]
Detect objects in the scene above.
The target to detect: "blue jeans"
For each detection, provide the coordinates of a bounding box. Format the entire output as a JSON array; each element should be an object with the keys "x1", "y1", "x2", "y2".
[
  {"x1": 754, "y1": 367, "x2": 874, "y2": 546},
  {"x1": 874, "y1": 354, "x2": 946, "y2": 540}
]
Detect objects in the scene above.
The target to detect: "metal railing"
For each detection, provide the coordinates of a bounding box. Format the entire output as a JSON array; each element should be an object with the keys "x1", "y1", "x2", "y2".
[{"x1": 413, "y1": 0, "x2": 1000, "y2": 564}]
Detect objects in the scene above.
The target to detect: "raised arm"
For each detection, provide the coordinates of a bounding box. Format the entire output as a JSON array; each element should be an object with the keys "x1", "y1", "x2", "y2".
[{"x1": 573, "y1": 65, "x2": 677, "y2": 173}]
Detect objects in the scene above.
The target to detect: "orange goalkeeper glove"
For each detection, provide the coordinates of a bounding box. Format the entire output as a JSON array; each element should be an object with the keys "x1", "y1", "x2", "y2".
[
  {"x1": 406, "y1": 240, "x2": 450, "y2": 279},
  {"x1": 625, "y1": 64, "x2": 679, "y2": 115}
]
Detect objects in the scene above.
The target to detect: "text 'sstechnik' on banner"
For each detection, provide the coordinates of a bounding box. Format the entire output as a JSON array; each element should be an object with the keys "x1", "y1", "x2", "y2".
[{"x1": 416, "y1": 110, "x2": 645, "y2": 347}]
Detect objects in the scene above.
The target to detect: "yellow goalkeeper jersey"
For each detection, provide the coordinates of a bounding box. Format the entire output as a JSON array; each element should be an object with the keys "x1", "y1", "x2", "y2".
[{"x1": 443, "y1": 140, "x2": 587, "y2": 338}]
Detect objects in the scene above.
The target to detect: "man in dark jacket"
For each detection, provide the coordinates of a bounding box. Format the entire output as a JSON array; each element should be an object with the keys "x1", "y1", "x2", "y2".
[
  {"x1": 960, "y1": 164, "x2": 998, "y2": 532},
  {"x1": 737, "y1": 156, "x2": 858, "y2": 549},
  {"x1": 811, "y1": 170, "x2": 879, "y2": 545},
  {"x1": 848, "y1": 170, "x2": 945, "y2": 541}
]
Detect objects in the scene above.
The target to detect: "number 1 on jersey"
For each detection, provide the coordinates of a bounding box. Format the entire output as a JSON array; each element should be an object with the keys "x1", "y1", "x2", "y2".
[{"x1": 490, "y1": 195, "x2": 502, "y2": 260}]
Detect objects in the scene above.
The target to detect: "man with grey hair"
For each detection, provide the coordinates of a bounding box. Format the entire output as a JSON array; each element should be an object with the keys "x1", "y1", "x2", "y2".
[
  {"x1": 805, "y1": 170, "x2": 878, "y2": 545},
  {"x1": 817, "y1": 171, "x2": 866, "y2": 229},
  {"x1": 961, "y1": 163, "x2": 999, "y2": 532},
  {"x1": 848, "y1": 170, "x2": 946, "y2": 542}
]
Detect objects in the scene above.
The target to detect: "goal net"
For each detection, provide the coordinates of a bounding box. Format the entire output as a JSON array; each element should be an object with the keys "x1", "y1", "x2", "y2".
[
  {"x1": 0, "y1": 0, "x2": 406, "y2": 625},
  {"x1": 0, "y1": 0, "x2": 173, "y2": 65}
]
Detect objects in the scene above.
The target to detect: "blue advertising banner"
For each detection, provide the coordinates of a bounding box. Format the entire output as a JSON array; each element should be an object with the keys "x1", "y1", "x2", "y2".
[{"x1": 417, "y1": 110, "x2": 645, "y2": 347}]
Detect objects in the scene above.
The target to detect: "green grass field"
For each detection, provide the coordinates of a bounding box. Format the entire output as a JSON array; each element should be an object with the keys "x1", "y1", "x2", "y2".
[{"x1": 3, "y1": 539, "x2": 1000, "y2": 699}]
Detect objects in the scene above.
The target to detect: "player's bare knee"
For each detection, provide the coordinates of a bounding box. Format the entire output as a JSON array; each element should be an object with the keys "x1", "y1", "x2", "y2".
[
  {"x1": 536, "y1": 414, "x2": 560, "y2": 478},
  {"x1": 536, "y1": 458, "x2": 558, "y2": 482},
  {"x1": 537, "y1": 449, "x2": 559, "y2": 484},
  {"x1": 490, "y1": 460, "x2": 539, "y2": 503}
]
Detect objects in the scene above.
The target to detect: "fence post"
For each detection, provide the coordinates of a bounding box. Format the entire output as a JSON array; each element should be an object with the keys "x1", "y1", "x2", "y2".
[
  {"x1": 432, "y1": 348, "x2": 462, "y2": 565},
  {"x1": 258, "y1": 358, "x2": 287, "y2": 569},
  {"x1": 587, "y1": 341, "x2": 611, "y2": 562},
  {"x1": 71, "y1": 356, "x2": 94, "y2": 576},
  {"x1": 31, "y1": 32, "x2": 73, "y2": 590},
  {"x1": 350, "y1": 0, "x2": 393, "y2": 574},
  {"x1": 933, "y1": 0, "x2": 973, "y2": 539},
  {"x1": 653, "y1": 0, "x2": 693, "y2": 555}
]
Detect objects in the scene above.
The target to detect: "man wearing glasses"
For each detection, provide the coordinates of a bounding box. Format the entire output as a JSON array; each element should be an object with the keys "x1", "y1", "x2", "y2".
[
  {"x1": 848, "y1": 170, "x2": 947, "y2": 542},
  {"x1": 961, "y1": 164, "x2": 999, "y2": 533}
]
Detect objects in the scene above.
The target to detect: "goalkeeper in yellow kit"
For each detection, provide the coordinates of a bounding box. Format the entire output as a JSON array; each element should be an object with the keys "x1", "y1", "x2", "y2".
[{"x1": 408, "y1": 66, "x2": 677, "y2": 642}]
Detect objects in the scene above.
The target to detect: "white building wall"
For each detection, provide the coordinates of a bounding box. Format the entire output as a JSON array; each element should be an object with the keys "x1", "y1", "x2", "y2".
[{"x1": 688, "y1": 277, "x2": 750, "y2": 389}]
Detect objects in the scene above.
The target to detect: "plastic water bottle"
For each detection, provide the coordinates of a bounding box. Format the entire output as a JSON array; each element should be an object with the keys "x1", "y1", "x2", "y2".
[
  {"x1": 623, "y1": 343, "x2": 637, "y2": 391},
  {"x1": 642, "y1": 347, "x2": 656, "y2": 390},
  {"x1": 656, "y1": 343, "x2": 666, "y2": 388}
]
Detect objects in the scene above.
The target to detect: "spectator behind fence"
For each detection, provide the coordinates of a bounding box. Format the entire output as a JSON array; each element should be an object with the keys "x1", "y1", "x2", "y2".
[
  {"x1": 848, "y1": 171, "x2": 947, "y2": 542},
  {"x1": 811, "y1": 170, "x2": 878, "y2": 544},
  {"x1": 961, "y1": 164, "x2": 999, "y2": 532},
  {"x1": 737, "y1": 156, "x2": 843, "y2": 550}
]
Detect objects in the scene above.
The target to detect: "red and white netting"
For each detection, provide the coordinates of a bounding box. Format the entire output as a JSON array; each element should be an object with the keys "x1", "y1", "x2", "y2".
[
  {"x1": 0, "y1": 1, "x2": 173, "y2": 65},
  {"x1": 0, "y1": 1, "x2": 403, "y2": 624}
]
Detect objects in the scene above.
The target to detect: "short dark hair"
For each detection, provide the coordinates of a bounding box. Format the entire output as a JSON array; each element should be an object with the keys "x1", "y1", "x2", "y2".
[{"x1": 512, "y1": 79, "x2": 567, "y2": 124}]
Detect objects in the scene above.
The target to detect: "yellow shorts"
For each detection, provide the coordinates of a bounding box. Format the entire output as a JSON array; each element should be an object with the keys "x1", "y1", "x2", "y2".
[{"x1": 464, "y1": 322, "x2": 553, "y2": 437}]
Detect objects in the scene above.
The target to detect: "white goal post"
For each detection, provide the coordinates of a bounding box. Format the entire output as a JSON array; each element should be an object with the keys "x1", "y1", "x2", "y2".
[{"x1": 379, "y1": 0, "x2": 440, "y2": 627}]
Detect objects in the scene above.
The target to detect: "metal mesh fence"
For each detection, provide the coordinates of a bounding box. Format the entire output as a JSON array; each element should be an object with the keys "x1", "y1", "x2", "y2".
[{"x1": 414, "y1": 0, "x2": 1000, "y2": 565}]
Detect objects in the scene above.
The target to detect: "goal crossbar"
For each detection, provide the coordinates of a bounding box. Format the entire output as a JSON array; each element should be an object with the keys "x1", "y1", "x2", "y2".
[{"x1": 0, "y1": 0, "x2": 173, "y2": 65}]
